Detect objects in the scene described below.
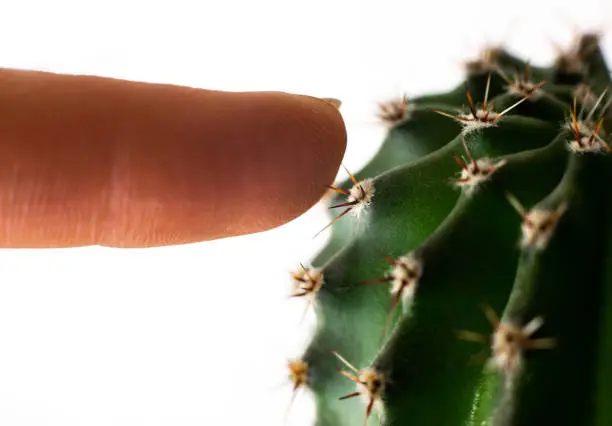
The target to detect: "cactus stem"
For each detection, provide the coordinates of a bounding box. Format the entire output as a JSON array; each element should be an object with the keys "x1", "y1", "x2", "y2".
[
  {"x1": 377, "y1": 94, "x2": 412, "y2": 124},
  {"x1": 333, "y1": 351, "x2": 385, "y2": 426},
  {"x1": 380, "y1": 291, "x2": 404, "y2": 345},
  {"x1": 505, "y1": 193, "x2": 568, "y2": 251},
  {"x1": 359, "y1": 277, "x2": 393, "y2": 286},
  {"x1": 293, "y1": 30, "x2": 612, "y2": 426},
  {"x1": 314, "y1": 167, "x2": 375, "y2": 239}
]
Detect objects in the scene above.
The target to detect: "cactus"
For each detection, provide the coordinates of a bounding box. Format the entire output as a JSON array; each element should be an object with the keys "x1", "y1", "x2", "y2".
[{"x1": 285, "y1": 32, "x2": 612, "y2": 426}]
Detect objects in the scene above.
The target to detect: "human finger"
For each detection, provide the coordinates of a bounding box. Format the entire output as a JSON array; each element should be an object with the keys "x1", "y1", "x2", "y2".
[{"x1": 0, "y1": 69, "x2": 346, "y2": 248}]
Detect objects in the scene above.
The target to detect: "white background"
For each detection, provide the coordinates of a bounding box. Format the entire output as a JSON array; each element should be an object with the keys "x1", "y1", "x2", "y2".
[{"x1": 0, "y1": 1, "x2": 609, "y2": 425}]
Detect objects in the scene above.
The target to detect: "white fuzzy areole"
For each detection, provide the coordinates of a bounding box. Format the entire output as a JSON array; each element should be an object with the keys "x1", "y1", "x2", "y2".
[
  {"x1": 568, "y1": 137, "x2": 610, "y2": 153},
  {"x1": 353, "y1": 367, "x2": 386, "y2": 425},
  {"x1": 356, "y1": 367, "x2": 385, "y2": 402},
  {"x1": 454, "y1": 158, "x2": 507, "y2": 195},
  {"x1": 490, "y1": 316, "x2": 546, "y2": 374},
  {"x1": 564, "y1": 112, "x2": 610, "y2": 154},
  {"x1": 389, "y1": 254, "x2": 423, "y2": 300},
  {"x1": 288, "y1": 359, "x2": 309, "y2": 388},
  {"x1": 491, "y1": 323, "x2": 526, "y2": 373},
  {"x1": 456, "y1": 109, "x2": 499, "y2": 134},
  {"x1": 508, "y1": 81, "x2": 543, "y2": 100},
  {"x1": 348, "y1": 178, "x2": 375, "y2": 217},
  {"x1": 292, "y1": 267, "x2": 324, "y2": 298},
  {"x1": 565, "y1": 119, "x2": 608, "y2": 139},
  {"x1": 378, "y1": 97, "x2": 414, "y2": 123},
  {"x1": 520, "y1": 208, "x2": 565, "y2": 251}
]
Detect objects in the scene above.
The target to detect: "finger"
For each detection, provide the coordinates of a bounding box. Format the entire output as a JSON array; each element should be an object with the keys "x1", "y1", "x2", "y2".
[{"x1": 0, "y1": 68, "x2": 346, "y2": 248}]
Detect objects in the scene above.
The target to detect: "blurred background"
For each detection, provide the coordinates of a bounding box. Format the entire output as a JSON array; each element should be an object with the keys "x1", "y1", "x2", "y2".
[{"x1": 0, "y1": 1, "x2": 609, "y2": 425}]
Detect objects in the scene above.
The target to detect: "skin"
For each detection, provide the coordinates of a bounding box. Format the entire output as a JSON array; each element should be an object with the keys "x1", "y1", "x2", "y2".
[{"x1": 0, "y1": 68, "x2": 347, "y2": 248}]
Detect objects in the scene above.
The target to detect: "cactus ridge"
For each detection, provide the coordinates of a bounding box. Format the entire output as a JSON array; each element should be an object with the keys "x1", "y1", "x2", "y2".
[{"x1": 284, "y1": 32, "x2": 612, "y2": 426}]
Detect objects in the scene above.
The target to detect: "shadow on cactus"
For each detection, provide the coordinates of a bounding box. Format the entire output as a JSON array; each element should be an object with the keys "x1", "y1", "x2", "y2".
[{"x1": 284, "y1": 32, "x2": 612, "y2": 426}]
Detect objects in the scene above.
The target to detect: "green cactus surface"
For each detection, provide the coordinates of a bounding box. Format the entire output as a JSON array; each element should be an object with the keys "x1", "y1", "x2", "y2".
[{"x1": 286, "y1": 33, "x2": 612, "y2": 426}]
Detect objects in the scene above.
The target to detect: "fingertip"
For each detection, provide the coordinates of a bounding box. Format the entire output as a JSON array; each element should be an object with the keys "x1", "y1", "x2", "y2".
[
  {"x1": 283, "y1": 93, "x2": 348, "y2": 212},
  {"x1": 221, "y1": 91, "x2": 348, "y2": 239}
]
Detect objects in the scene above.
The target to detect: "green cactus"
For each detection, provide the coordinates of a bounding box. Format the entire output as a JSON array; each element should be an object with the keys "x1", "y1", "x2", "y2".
[{"x1": 285, "y1": 32, "x2": 612, "y2": 426}]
